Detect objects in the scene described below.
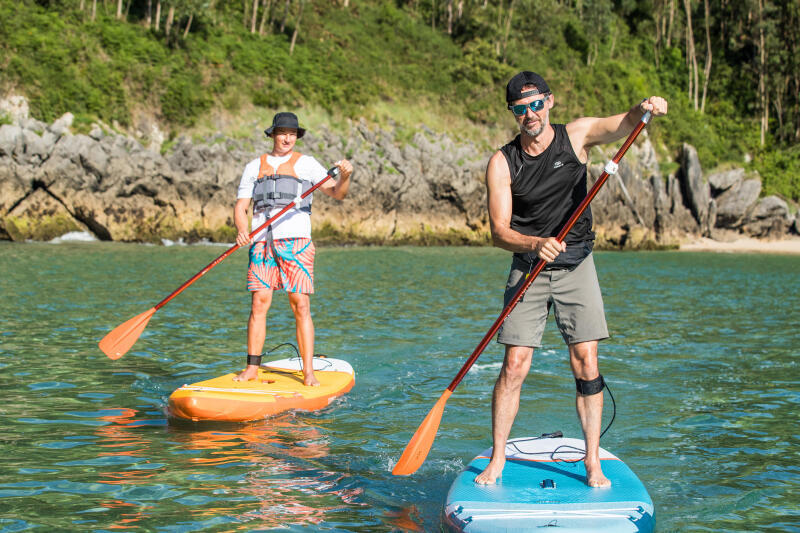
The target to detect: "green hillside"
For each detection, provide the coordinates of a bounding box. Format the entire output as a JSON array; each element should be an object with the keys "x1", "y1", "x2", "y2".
[{"x1": 1, "y1": 0, "x2": 797, "y2": 201}]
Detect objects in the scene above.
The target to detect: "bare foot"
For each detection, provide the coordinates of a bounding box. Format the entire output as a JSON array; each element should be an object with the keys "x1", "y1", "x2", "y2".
[
  {"x1": 474, "y1": 458, "x2": 504, "y2": 485},
  {"x1": 585, "y1": 459, "x2": 611, "y2": 488},
  {"x1": 234, "y1": 365, "x2": 259, "y2": 382},
  {"x1": 303, "y1": 371, "x2": 320, "y2": 387}
]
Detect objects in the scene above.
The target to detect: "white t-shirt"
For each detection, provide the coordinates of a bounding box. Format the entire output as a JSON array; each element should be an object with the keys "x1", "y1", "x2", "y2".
[{"x1": 237, "y1": 153, "x2": 329, "y2": 241}]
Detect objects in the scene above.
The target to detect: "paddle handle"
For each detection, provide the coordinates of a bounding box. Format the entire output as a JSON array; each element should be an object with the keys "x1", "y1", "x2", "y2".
[
  {"x1": 446, "y1": 112, "x2": 651, "y2": 392},
  {"x1": 153, "y1": 166, "x2": 340, "y2": 311}
]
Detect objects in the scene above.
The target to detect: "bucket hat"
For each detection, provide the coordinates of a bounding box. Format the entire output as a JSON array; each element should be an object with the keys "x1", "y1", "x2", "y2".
[{"x1": 264, "y1": 112, "x2": 306, "y2": 138}]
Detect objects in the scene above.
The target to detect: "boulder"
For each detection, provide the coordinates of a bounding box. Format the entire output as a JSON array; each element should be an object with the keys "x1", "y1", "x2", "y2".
[
  {"x1": 678, "y1": 143, "x2": 711, "y2": 233},
  {"x1": 741, "y1": 196, "x2": 792, "y2": 237},
  {"x1": 707, "y1": 168, "x2": 745, "y2": 194},
  {"x1": 714, "y1": 178, "x2": 762, "y2": 228},
  {"x1": 0, "y1": 124, "x2": 23, "y2": 158}
]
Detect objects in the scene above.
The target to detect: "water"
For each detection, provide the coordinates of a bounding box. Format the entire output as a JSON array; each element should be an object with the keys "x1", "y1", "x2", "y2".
[{"x1": 1, "y1": 241, "x2": 798, "y2": 532}]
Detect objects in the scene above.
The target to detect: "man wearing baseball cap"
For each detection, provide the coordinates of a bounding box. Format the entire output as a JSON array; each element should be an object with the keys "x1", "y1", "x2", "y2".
[
  {"x1": 476, "y1": 72, "x2": 668, "y2": 487},
  {"x1": 233, "y1": 111, "x2": 353, "y2": 387}
]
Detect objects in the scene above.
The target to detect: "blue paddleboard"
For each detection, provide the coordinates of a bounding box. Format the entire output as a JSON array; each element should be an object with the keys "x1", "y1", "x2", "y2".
[{"x1": 443, "y1": 435, "x2": 655, "y2": 532}]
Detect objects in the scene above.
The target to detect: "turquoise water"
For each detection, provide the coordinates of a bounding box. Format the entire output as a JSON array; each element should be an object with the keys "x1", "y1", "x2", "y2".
[{"x1": 1, "y1": 242, "x2": 798, "y2": 532}]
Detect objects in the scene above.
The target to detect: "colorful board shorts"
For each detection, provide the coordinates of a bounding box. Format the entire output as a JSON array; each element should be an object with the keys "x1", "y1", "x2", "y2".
[
  {"x1": 497, "y1": 253, "x2": 609, "y2": 347},
  {"x1": 247, "y1": 238, "x2": 315, "y2": 294}
]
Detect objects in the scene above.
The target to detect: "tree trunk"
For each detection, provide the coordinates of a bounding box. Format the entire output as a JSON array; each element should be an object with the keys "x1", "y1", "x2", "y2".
[
  {"x1": 501, "y1": 0, "x2": 516, "y2": 62},
  {"x1": 447, "y1": 0, "x2": 453, "y2": 35},
  {"x1": 795, "y1": 72, "x2": 800, "y2": 141},
  {"x1": 251, "y1": 0, "x2": 259, "y2": 33},
  {"x1": 183, "y1": 13, "x2": 193, "y2": 38},
  {"x1": 666, "y1": 0, "x2": 675, "y2": 47},
  {"x1": 684, "y1": 0, "x2": 699, "y2": 111},
  {"x1": 243, "y1": 0, "x2": 249, "y2": 30},
  {"x1": 165, "y1": 5, "x2": 175, "y2": 36},
  {"x1": 116, "y1": 0, "x2": 123, "y2": 19},
  {"x1": 758, "y1": 0, "x2": 767, "y2": 146},
  {"x1": 259, "y1": 0, "x2": 271, "y2": 35},
  {"x1": 700, "y1": 0, "x2": 712, "y2": 113},
  {"x1": 146, "y1": 0, "x2": 152, "y2": 28},
  {"x1": 91, "y1": 0, "x2": 97, "y2": 21},
  {"x1": 654, "y1": 0, "x2": 662, "y2": 65},
  {"x1": 280, "y1": 0, "x2": 290, "y2": 33},
  {"x1": 289, "y1": 0, "x2": 304, "y2": 55},
  {"x1": 155, "y1": 0, "x2": 161, "y2": 31}
]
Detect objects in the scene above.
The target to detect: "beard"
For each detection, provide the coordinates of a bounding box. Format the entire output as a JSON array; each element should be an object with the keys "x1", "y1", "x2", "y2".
[{"x1": 520, "y1": 108, "x2": 549, "y2": 138}]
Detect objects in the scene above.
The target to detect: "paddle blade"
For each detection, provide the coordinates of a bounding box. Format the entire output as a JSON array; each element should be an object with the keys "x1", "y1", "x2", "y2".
[
  {"x1": 98, "y1": 307, "x2": 157, "y2": 360},
  {"x1": 392, "y1": 389, "x2": 452, "y2": 476}
]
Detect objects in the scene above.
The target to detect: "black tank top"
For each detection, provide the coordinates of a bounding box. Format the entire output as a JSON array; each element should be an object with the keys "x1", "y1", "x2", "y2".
[{"x1": 500, "y1": 124, "x2": 595, "y2": 269}]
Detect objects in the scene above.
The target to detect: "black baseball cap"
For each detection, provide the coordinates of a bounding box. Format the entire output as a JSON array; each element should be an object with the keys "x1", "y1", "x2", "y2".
[
  {"x1": 264, "y1": 112, "x2": 306, "y2": 138},
  {"x1": 506, "y1": 71, "x2": 550, "y2": 103}
]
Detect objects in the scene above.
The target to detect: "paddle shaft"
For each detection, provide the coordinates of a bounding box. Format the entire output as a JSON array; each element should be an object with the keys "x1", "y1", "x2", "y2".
[
  {"x1": 446, "y1": 112, "x2": 651, "y2": 392},
  {"x1": 152, "y1": 166, "x2": 340, "y2": 311}
]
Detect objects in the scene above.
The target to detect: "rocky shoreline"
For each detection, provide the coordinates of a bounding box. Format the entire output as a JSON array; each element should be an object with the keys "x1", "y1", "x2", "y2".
[{"x1": 1, "y1": 99, "x2": 798, "y2": 248}]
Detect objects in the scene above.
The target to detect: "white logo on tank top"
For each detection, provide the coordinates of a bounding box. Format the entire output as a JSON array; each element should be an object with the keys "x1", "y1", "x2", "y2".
[{"x1": 553, "y1": 160, "x2": 564, "y2": 169}]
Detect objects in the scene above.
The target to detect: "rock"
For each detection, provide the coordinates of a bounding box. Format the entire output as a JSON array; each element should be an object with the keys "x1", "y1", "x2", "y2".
[
  {"x1": 708, "y1": 168, "x2": 745, "y2": 194},
  {"x1": 49, "y1": 113, "x2": 74, "y2": 137},
  {"x1": 20, "y1": 129, "x2": 51, "y2": 165},
  {"x1": 0, "y1": 95, "x2": 30, "y2": 124},
  {"x1": 714, "y1": 178, "x2": 761, "y2": 228},
  {"x1": 0, "y1": 124, "x2": 23, "y2": 158},
  {"x1": 21, "y1": 117, "x2": 48, "y2": 133},
  {"x1": 89, "y1": 125, "x2": 104, "y2": 141},
  {"x1": 678, "y1": 143, "x2": 711, "y2": 233},
  {"x1": 742, "y1": 196, "x2": 792, "y2": 237},
  {"x1": 1, "y1": 111, "x2": 797, "y2": 246}
]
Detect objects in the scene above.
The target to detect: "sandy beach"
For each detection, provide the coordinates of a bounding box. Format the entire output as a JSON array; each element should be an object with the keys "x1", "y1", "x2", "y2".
[{"x1": 679, "y1": 235, "x2": 800, "y2": 254}]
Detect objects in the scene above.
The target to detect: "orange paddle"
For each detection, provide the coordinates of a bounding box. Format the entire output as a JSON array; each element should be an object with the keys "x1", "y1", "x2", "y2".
[
  {"x1": 99, "y1": 166, "x2": 341, "y2": 360},
  {"x1": 392, "y1": 113, "x2": 651, "y2": 475}
]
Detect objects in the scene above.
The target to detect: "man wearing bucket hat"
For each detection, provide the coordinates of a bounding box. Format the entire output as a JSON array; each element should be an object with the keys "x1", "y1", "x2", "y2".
[
  {"x1": 476, "y1": 72, "x2": 667, "y2": 487},
  {"x1": 233, "y1": 111, "x2": 353, "y2": 387}
]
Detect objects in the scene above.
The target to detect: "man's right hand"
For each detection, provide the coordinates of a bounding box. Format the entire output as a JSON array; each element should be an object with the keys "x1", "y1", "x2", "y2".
[
  {"x1": 534, "y1": 237, "x2": 566, "y2": 262},
  {"x1": 236, "y1": 231, "x2": 252, "y2": 247}
]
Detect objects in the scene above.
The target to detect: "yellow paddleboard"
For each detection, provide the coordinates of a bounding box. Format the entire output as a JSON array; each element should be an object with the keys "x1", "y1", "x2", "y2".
[{"x1": 168, "y1": 357, "x2": 354, "y2": 422}]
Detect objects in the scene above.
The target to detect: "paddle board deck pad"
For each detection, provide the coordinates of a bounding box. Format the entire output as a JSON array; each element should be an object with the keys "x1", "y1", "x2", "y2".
[
  {"x1": 168, "y1": 357, "x2": 354, "y2": 422},
  {"x1": 443, "y1": 436, "x2": 654, "y2": 532}
]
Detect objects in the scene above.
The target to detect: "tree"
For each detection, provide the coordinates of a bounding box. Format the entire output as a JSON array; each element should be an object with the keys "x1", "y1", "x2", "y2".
[
  {"x1": 250, "y1": 0, "x2": 259, "y2": 33},
  {"x1": 700, "y1": 0, "x2": 711, "y2": 113},
  {"x1": 289, "y1": 0, "x2": 304, "y2": 55},
  {"x1": 683, "y1": 0, "x2": 699, "y2": 110}
]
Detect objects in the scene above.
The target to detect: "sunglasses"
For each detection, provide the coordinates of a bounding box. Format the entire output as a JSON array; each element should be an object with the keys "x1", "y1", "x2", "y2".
[{"x1": 508, "y1": 96, "x2": 548, "y2": 116}]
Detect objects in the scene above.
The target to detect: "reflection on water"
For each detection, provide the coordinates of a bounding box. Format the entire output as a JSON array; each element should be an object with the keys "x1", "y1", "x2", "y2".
[{"x1": 0, "y1": 242, "x2": 798, "y2": 531}]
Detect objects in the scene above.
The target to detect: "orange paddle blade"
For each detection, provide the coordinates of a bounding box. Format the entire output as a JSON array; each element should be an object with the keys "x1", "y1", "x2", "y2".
[
  {"x1": 98, "y1": 307, "x2": 157, "y2": 360},
  {"x1": 392, "y1": 388, "x2": 452, "y2": 476}
]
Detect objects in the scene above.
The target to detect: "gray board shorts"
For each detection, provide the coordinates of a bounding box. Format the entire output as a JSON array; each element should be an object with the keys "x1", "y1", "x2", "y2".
[{"x1": 496, "y1": 253, "x2": 609, "y2": 348}]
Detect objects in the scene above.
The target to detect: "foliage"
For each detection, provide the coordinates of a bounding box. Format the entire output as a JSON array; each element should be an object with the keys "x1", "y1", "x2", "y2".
[
  {"x1": 0, "y1": 0, "x2": 797, "y2": 202},
  {"x1": 752, "y1": 145, "x2": 800, "y2": 201}
]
